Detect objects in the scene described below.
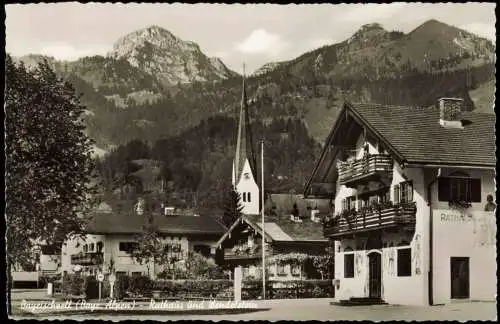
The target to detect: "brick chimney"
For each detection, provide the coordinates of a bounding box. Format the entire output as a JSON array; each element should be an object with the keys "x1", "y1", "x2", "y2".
[{"x1": 438, "y1": 98, "x2": 464, "y2": 129}]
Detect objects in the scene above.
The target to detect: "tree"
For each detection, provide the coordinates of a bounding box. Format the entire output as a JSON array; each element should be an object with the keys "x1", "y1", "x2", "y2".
[
  {"x1": 181, "y1": 252, "x2": 224, "y2": 279},
  {"x1": 130, "y1": 213, "x2": 170, "y2": 278},
  {"x1": 5, "y1": 55, "x2": 96, "y2": 313},
  {"x1": 222, "y1": 185, "x2": 244, "y2": 227},
  {"x1": 311, "y1": 255, "x2": 335, "y2": 280}
]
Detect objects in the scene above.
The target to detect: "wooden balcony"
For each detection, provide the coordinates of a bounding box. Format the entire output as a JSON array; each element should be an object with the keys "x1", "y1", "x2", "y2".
[
  {"x1": 323, "y1": 202, "x2": 416, "y2": 239},
  {"x1": 224, "y1": 245, "x2": 262, "y2": 260},
  {"x1": 71, "y1": 252, "x2": 104, "y2": 266},
  {"x1": 338, "y1": 154, "x2": 393, "y2": 187}
]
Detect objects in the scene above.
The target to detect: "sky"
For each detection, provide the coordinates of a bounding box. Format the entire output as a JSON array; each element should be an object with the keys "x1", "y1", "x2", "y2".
[{"x1": 5, "y1": 3, "x2": 496, "y2": 74}]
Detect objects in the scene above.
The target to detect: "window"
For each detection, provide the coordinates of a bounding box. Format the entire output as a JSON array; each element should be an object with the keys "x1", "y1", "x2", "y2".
[
  {"x1": 291, "y1": 264, "x2": 301, "y2": 277},
  {"x1": 344, "y1": 254, "x2": 355, "y2": 278},
  {"x1": 116, "y1": 271, "x2": 127, "y2": 277},
  {"x1": 438, "y1": 177, "x2": 481, "y2": 202},
  {"x1": 394, "y1": 181, "x2": 413, "y2": 204},
  {"x1": 243, "y1": 192, "x2": 247, "y2": 202},
  {"x1": 244, "y1": 172, "x2": 250, "y2": 179},
  {"x1": 247, "y1": 192, "x2": 251, "y2": 202},
  {"x1": 400, "y1": 181, "x2": 413, "y2": 203},
  {"x1": 96, "y1": 242, "x2": 103, "y2": 253},
  {"x1": 89, "y1": 243, "x2": 95, "y2": 252},
  {"x1": 397, "y1": 248, "x2": 412, "y2": 277},
  {"x1": 277, "y1": 263, "x2": 286, "y2": 276},
  {"x1": 119, "y1": 242, "x2": 139, "y2": 253},
  {"x1": 342, "y1": 196, "x2": 356, "y2": 211},
  {"x1": 268, "y1": 264, "x2": 276, "y2": 277},
  {"x1": 83, "y1": 244, "x2": 88, "y2": 253}
]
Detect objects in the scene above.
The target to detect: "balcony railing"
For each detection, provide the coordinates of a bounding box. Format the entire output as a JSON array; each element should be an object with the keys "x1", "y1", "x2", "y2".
[
  {"x1": 338, "y1": 154, "x2": 393, "y2": 187},
  {"x1": 323, "y1": 202, "x2": 416, "y2": 238},
  {"x1": 224, "y1": 244, "x2": 262, "y2": 260},
  {"x1": 71, "y1": 252, "x2": 104, "y2": 266}
]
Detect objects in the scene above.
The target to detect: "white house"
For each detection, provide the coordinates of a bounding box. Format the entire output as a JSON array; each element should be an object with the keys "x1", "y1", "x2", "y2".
[
  {"x1": 61, "y1": 204, "x2": 226, "y2": 279},
  {"x1": 305, "y1": 99, "x2": 496, "y2": 305},
  {"x1": 232, "y1": 72, "x2": 260, "y2": 215}
]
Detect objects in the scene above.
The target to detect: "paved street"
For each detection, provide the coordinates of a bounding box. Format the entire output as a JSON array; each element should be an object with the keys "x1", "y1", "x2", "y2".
[{"x1": 9, "y1": 289, "x2": 497, "y2": 321}]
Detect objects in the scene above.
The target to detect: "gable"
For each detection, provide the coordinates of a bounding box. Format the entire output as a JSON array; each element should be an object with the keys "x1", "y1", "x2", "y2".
[{"x1": 237, "y1": 159, "x2": 259, "y2": 187}]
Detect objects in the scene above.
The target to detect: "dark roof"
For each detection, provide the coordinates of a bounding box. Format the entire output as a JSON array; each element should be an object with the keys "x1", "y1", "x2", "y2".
[
  {"x1": 85, "y1": 212, "x2": 227, "y2": 236},
  {"x1": 243, "y1": 214, "x2": 326, "y2": 241},
  {"x1": 348, "y1": 102, "x2": 496, "y2": 167}
]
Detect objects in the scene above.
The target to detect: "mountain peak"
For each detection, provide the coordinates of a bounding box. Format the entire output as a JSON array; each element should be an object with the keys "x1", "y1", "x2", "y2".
[{"x1": 108, "y1": 25, "x2": 235, "y2": 85}]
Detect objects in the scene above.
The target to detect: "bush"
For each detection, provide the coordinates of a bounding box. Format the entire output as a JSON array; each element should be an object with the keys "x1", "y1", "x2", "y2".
[
  {"x1": 62, "y1": 273, "x2": 85, "y2": 297},
  {"x1": 151, "y1": 280, "x2": 233, "y2": 299},
  {"x1": 39, "y1": 273, "x2": 61, "y2": 288},
  {"x1": 241, "y1": 280, "x2": 333, "y2": 300},
  {"x1": 128, "y1": 275, "x2": 153, "y2": 296},
  {"x1": 114, "y1": 274, "x2": 130, "y2": 300},
  {"x1": 84, "y1": 276, "x2": 99, "y2": 299}
]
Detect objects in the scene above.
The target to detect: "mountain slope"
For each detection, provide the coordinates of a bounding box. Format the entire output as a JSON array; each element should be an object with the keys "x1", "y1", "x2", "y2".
[{"x1": 15, "y1": 20, "x2": 495, "y2": 148}]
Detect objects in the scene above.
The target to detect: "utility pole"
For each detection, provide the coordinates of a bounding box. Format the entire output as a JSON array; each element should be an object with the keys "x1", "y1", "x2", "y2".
[{"x1": 261, "y1": 139, "x2": 266, "y2": 300}]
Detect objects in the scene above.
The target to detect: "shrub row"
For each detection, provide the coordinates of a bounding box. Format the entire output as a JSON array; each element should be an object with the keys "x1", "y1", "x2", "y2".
[
  {"x1": 62, "y1": 274, "x2": 332, "y2": 300},
  {"x1": 242, "y1": 279, "x2": 334, "y2": 300}
]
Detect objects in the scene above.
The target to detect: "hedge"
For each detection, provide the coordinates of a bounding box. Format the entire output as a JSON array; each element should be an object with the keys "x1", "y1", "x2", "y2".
[
  {"x1": 62, "y1": 274, "x2": 333, "y2": 301},
  {"x1": 242, "y1": 279, "x2": 334, "y2": 300}
]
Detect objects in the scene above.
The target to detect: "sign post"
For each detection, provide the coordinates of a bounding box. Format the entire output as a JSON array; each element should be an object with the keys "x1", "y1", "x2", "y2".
[
  {"x1": 97, "y1": 273, "x2": 104, "y2": 301},
  {"x1": 108, "y1": 273, "x2": 116, "y2": 299},
  {"x1": 234, "y1": 266, "x2": 242, "y2": 302}
]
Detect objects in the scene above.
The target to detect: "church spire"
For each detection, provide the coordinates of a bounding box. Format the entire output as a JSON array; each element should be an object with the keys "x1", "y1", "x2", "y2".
[{"x1": 234, "y1": 63, "x2": 257, "y2": 185}]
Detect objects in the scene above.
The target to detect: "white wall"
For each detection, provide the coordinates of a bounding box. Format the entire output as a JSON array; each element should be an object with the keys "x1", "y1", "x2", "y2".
[
  {"x1": 39, "y1": 254, "x2": 60, "y2": 272},
  {"x1": 236, "y1": 159, "x2": 260, "y2": 215},
  {"x1": 333, "y1": 133, "x2": 429, "y2": 305},
  {"x1": 62, "y1": 234, "x2": 197, "y2": 278},
  {"x1": 431, "y1": 168, "x2": 496, "y2": 303}
]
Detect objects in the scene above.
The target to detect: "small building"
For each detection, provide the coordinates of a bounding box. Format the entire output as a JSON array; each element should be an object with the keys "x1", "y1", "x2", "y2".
[
  {"x1": 213, "y1": 213, "x2": 331, "y2": 280},
  {"x1": 305, "y1": 99, "x2": 496, "y2": 305},
  {"x1": 61, "y1": 205, "x2": 226, "y2": 279}
]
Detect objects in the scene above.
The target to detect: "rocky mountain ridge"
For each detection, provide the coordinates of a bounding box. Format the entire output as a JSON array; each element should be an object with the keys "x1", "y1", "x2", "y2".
[{"x1": 107, "y1": 25, "x2": 237, "y2": 85}]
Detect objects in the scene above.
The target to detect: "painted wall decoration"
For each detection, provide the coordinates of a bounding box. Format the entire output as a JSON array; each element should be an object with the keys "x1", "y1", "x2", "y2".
[
  {"x1": 412, "y1": 234, "x2": 422, "y2": 275},
  {"x1": 388, "y1": 248, "x2": 395, "y2": 276},
  {"x1": 355, "y1": 252, "x2": 363, "y2": 276},
  {"x1": 473, "y1": 216, "x2": 496, "y2": 247}
]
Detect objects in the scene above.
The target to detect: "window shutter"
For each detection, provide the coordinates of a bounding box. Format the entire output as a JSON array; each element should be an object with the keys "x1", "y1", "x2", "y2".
[
  {"x1": 393, "y1": 184, "x2": 400, "y2": 204},
  {"x1": 408, "y1": 181, "x2": 414, "y2": 202},
  {"x1": 470, "y1": 178, "x2": 481, "y2": 202},
  {"x1": 438, "y1": 178, "x2": 451, "y2": 201}
]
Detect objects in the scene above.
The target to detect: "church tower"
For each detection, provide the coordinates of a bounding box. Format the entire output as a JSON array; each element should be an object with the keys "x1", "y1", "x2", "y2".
[{"x1": 232, "y1": 66, "x2": 260, "y2": 215}]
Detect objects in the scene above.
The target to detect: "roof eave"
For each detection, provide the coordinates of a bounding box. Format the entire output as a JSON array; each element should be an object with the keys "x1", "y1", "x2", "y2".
[
  {"x1": 404, "y1": 161, "x2": 496, "y2": 170},
  {"x1": 303, "y1": 103, "x2": 348, "y2": 196}
]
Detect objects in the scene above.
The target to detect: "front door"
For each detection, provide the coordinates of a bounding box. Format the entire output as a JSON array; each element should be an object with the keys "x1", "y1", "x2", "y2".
[
  {"x1": 368, "y1": 252, "x2": 382, "y2": 298},
  {"x1": 450, "y1": 257, "x2": 470, "y2": 299}
]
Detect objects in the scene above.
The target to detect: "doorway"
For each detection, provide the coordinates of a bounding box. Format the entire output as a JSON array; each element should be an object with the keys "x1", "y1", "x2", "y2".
[
  {"x1": 368, "y1": 252, "x2": 382, "y2": 298},
  {"x1": 450, "y1": 257, "x2": 470, "y2": 299}
]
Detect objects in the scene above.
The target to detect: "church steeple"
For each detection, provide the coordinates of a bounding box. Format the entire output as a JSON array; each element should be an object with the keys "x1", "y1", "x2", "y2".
[
  {"x1": 232, "y1": 64, "x2": 260, "y2": 215},
  {"x1": 234, "y1": 64, "x2": 257, "y2": 185}
]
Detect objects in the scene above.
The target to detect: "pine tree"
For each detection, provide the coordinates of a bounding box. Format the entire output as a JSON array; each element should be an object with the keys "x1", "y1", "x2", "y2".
[{"x1": 222, "y1": 186, "x2": 244, "y2": 227}]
